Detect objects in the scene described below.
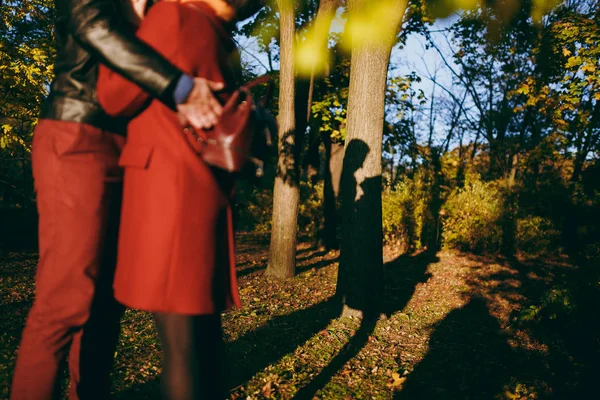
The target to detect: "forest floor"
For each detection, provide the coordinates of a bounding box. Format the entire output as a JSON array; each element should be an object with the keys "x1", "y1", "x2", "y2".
[{"x1": 1, "y1": 233, "x2": 598, "y2": 399}]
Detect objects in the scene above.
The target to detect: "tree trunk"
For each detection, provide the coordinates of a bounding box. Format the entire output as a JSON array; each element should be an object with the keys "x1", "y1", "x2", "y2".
[
  {"x1": 336, "y1": 0, "x2": 404, "y2": 318},
  {"x1": 266, "y1": 1, "x2": 298, "y2": 279},
  {"x1": 507, "y1": 152, "x2": 519, "y2": 187},
  {"x1": 321, "y1": 134, "x2": 344, "y2": 249}
]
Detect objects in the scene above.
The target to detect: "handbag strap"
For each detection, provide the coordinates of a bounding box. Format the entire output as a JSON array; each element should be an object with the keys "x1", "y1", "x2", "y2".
[
  {"x1": 242, "y1": 75, "x2": 273, "y2": 106},
  {"x1": 243, "y1": 75, "x2": 271, "y2": 90}
]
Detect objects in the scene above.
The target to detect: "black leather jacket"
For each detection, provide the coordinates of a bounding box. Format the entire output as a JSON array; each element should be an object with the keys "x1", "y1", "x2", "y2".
[{"x1": 42, "y1": 0, "x2": 182, "y2": 134}]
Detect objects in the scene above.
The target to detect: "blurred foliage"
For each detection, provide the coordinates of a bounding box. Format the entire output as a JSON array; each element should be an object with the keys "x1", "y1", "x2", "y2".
[
  {"x1": 0, "y1": 0, "x2": 55, "y2": 150},
  {"x1": 235, "y1": 180, "x2": 324, "y2": 240},
  {"x1": 0, "y1": 0, "x2": 54, "y2": 210},
  {"x1": 235, "y1": 185, "x2": 274, "y2": 234},
  {"x1": 310, "y1": 35, "x2": 350, "y2": 143},
  {"x1": 515, "y1": 215, "x2": 561, "y2": 256}
]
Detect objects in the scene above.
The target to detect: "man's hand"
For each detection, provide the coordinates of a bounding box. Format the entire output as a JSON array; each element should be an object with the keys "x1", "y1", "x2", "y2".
[
  {"x1": 122, "y1": 0, "x2": 147, "y2": 27},
  {"x1": 177, "y1": 77, "x2": 224, "y2": 130}
]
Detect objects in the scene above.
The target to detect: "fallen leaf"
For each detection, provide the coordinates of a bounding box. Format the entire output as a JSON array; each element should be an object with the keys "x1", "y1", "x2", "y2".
[
  {"x1": 387, "y1": 373, "x2": 406, "y2": 390},
  {"x1": 262, "y1": 381, "x2": 273, "y2": 397}
]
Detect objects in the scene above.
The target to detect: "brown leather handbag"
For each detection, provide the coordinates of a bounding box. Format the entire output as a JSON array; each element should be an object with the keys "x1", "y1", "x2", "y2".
[{"x1": 182, "y1": 76, "x2": 274, "y2": 177}]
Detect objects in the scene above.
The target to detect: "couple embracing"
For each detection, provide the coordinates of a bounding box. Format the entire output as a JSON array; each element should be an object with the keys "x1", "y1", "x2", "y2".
[{"x1": 11, "y1": 0, "x2": 266, "y2": 399}]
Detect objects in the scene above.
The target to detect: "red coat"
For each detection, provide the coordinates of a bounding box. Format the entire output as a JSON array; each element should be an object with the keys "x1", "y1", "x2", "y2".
[{"x1": 97, "y1": 1, "x2": 241, "y2": 315}]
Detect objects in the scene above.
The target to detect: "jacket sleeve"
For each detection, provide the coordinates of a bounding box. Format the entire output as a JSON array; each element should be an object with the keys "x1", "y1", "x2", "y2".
[
  {"x1": 66, "y1": 0, "x2": 181, "y2": 108},
  {"x1": 97, "y1": 2, "x2": 182, "y2": 117}
]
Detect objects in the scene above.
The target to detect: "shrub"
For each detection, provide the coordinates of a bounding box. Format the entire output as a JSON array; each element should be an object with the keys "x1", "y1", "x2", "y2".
[
  {"x1": 382, "y1": 172, "x2": 447, "y2": 250},
  {"x1": 515, "y1": 216, "x2": 561, "y2": 256},
  {"x1": 297, "y1": 181, "x2": 324, "y2": 239},
  {"x1": 234, "y1": 181, "x2": 324, "y2": 240},
  {"x1": 234, "y1": 186, "x2": 273, "y2": 234},
  {"x1": 382, "y1": 180, "x2": 416, "y2": 249},
  {"x1": 442, "y1": 178, "x2": 504, "y2": 253}
]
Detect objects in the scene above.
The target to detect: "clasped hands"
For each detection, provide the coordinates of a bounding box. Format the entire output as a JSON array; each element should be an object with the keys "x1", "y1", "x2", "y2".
[{"x1": 128, "y1": 0, "x2": 224, "y2": 130}]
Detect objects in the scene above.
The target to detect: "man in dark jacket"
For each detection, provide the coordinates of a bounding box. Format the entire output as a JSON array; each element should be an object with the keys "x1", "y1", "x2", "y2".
[{"x1": 10, "y1": 1, "x2": 224, "y2": 398}]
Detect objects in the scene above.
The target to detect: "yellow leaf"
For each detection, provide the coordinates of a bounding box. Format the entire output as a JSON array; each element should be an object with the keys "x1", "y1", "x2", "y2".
[
  {"x1": 504, "y1": 390, "x2": 520, "y2": 399},
  {"x1": 566, "y1": 56, "x2": 581, "y2": 68},
  {"x1": 581, "y1": 63, "x2": 596, "y2": 73},
  {"x1": 517, "y1": 84, "x2": 530, "y2": 95},
  {"x1": 261, "y1": 381, "x2": 272, "y2": 397},
  {"x1": 562, "y1": 48, "x2": 572, "y2": 57},
  {"x1": 387, "y1": 372, "x2": 407, "y2": 390}
]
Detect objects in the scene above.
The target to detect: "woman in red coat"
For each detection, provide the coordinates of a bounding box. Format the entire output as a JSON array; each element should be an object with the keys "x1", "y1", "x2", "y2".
[{"x1": 97, "y1": 0, "x2": 264, "y2": 397}]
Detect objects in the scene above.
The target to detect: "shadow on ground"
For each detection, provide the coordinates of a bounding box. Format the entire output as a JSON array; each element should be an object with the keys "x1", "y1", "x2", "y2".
[
  {"x1": 116, "y1": 251, "x2": 436, "y2": 399},
  {"x1": 291, "y1": 251, "x2": 435, "y2": 398},
  {"x1": 5, "y1": 248, "x2": 598, "y2": 399},
  {"x1": 397, "y1": 254, "x2": 600, "y2": 399}
]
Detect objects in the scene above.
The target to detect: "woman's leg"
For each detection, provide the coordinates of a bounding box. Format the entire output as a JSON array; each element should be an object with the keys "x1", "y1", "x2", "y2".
[{"x1": 153, "y1": 312, "x2": 223, "y2": 400}]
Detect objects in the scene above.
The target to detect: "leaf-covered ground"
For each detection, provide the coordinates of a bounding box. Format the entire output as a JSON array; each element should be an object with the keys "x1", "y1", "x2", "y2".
[{"x1": 1, "y1": 234, "x2": 598, "y2": 399}]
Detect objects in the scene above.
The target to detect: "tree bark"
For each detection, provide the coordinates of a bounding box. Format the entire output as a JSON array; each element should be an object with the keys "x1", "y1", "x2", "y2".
[
  {"x1": 321, "y1": 134, "x2": 344, "y2": 249},
  {"x1": 266, "y1": 0, "x2": 342, "y2": 279},
  {"x1": 336, "y1": 0, "x2": 404, "y2": 317},
  {"x1": 266, "y1": 0, "x2": 299, "y2": 279}
]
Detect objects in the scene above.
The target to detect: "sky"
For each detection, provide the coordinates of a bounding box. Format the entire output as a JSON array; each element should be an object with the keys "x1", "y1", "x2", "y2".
[{"x1": 235, "y1": 11, "x2": 466, "y2": 149}]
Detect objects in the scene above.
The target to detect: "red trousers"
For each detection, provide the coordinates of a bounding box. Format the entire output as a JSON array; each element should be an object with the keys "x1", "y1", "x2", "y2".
[{"x1": 11, "y1": 120, "x2": 125, "y2": 400}]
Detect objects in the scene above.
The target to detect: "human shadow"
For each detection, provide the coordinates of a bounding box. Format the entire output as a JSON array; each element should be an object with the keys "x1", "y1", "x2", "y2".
[
  {"x1": 408, "y1": 251, "x2": 600, "y2": 399},
  {"x1": 230, "y1": 138, "x2": 431, "y2": 397},
  {"x1": 396, "y1": 297, "x2": 524, "y2": 399},
  {"x1": 335, "y1": 140, "x2": 381, "y2": 314},
  {"x1": 467, "y1": 255, "x2": 600, "y2": 397}
]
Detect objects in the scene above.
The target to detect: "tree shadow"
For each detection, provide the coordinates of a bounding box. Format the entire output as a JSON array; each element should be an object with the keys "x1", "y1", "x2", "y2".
[
  {"x1": 296, "y1": 253, "x2": 338, "y2": 274},
  {"x1": 116, "y1": 139, "x2": 433, "y2": 398},
  {"x1": 292, "y1": 251, "x2": 435, "y2": 398},
  {"x1": 236, "y1": 248, "x2": 334, "y2": 278},
  {"x1": 115, "y1": 298, "x2": 343, "y2": 399},
  {"x1": 288, "y1": 139, "x2": 437, "y2": 398},
  {"x1": 116, "y1": 238, "x2": 433, "y2": 399},
  {"x1": 223, "y1": 249, "x2": 432, "y2": 398}
]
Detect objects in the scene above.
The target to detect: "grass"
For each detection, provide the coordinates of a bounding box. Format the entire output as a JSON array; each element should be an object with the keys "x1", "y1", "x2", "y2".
[{"x1": 1, "y1": 233, "x2": 599, "y2": 399}]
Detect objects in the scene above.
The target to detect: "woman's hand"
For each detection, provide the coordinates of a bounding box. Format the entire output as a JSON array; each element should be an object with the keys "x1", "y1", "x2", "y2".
[{"x1": 177, "y1": 78, "x2": 225, "y2": 130}]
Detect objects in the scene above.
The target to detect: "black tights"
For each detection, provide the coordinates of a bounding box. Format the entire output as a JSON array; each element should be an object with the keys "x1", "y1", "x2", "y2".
[{"x1": 153, "y1": 312, "x2": 224, "y2": 400}]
